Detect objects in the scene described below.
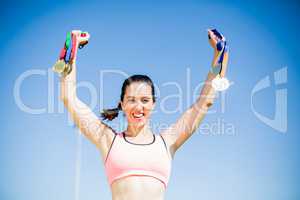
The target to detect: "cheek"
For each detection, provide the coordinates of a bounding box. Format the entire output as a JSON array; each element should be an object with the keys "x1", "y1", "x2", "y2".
[
  {"x1": 122, "y1": 102, "x2": 155, "y2": 116},
  {"x1": 122, "y1": 103, "x2": 141, "y2": 117},
  {"x1": 123, "y1": 105, "x2": 133, "y2": 115},
  {"x1": 144, "y1": 103, "x2": 155, "y2": 113}
]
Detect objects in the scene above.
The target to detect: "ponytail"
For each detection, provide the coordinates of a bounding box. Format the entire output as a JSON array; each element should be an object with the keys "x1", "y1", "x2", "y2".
[{"x1": 101, "y1": 103, "x2": 121, "y2": 121}]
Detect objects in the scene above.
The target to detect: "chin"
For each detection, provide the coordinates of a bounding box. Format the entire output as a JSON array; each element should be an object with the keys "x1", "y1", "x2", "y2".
[{"x1": 129, "y1": 118, "x2": 149, "y2": 127}]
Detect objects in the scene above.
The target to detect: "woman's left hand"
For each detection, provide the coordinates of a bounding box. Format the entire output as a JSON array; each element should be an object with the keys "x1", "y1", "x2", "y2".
[{"x1": 207, "y1": 29, "x2": 229, "y2": 78}]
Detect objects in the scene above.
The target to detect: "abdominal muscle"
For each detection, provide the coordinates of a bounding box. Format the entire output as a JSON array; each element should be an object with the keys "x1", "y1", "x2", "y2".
[{"x1": 111, "y1": 176, "x2": 165, "y2": 200}]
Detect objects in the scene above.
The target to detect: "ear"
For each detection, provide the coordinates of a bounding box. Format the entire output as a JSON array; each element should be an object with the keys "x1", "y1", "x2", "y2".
[
  {"x1": 120, "y1": 101, "x2": 124, "y2": 110},
  {"x1": 152, "y1": 102, "x2": 156, "y2": 110}
]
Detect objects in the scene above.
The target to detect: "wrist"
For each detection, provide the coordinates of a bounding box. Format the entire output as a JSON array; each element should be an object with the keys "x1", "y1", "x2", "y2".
[{"x1": 210, "y1": 64, "x2": 221, "y2": 75}]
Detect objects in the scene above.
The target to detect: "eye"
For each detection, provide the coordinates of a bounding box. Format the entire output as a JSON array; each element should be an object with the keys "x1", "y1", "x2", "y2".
[
  {"x1": 142, "y1": 98, "x2": 150, "y2": 103},
  {"x1": 127, "y1": 98, "x2": 135, "y2": 103}
]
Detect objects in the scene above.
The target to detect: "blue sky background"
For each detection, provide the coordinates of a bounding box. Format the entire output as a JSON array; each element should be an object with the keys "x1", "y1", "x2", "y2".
[{"x1": 1, "y1": 0, "x2": 300, "y2": 199}]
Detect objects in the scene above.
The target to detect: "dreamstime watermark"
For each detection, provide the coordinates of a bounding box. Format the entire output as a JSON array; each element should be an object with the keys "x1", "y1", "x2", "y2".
[
  {"x1": 13, "y1": 67, "x2": 233, "y2": 135},
  {"x1": 251, "y1": 67, "x2": 288, "y2": 133}
]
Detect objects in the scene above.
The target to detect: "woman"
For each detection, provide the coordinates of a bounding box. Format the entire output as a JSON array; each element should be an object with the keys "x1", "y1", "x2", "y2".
[{"x1": 60, "y1": 29, "x2": 229, "y2": 200}]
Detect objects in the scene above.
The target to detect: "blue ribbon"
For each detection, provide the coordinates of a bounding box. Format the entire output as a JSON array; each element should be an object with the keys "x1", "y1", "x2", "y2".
[
  {"x1": 65, "y1": 33, "x2": 73, "y2": 63},
  {"x1": 209, "y1": 29, "x2": 229, "y2": 75}
]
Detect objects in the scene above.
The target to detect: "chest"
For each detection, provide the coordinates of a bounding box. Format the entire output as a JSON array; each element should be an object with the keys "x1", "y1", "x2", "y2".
[{"x1": 106, "y1": 134, "x2": 171, "y2": 172}]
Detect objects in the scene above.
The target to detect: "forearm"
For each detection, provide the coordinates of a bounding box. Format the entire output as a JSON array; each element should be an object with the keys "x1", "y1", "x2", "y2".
[
  {"x1": 186, "y1": 39, "x2": 230, "y2": 132},
  {"x1": 168, "y1": 70, "x2": 216, "y2": 141},
  {"x1": 189, "y1": 71, "x2": 217, "y2": 130},
  {"x1": 60, "y1": 63, "x2": 77, "y2": 102},
  {"x1": 60, "y1": 68, "x2": 96, "y2": 134}
]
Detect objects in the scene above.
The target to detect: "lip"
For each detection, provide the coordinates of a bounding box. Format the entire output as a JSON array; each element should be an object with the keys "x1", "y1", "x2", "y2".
[{"x1": 132, "y1": 113, "x2": 145, "y2": 120}]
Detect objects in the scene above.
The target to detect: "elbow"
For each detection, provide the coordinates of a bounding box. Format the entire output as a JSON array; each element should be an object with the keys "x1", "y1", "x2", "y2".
[
  {"x1": 60, "y1": 96, "x2": 76, "y2": 107},
  {"x1": 204, "y1": 89, "x2": 216, "y2": 109},
  {"x1": 194, "y1": 98, "x2": 214, "y2": 112},
  {"x1": 60, "y1": 97, "x2": 70, "y2": 108},
  {"x1": 205, "y1": 99, "x2": 214, "y2": 109},
  {"x1": 60, "y1": 96, "x2": 77, "y2": 107},
  {"x1": 60, "y1": 95, "x2": 68, "y2": 105},
  {"x1": 61, "y1": 97, "x2": 68, "y2": 106},
  {"x1": 206, "y1": 101, "x2": 213, "y2": 108}
]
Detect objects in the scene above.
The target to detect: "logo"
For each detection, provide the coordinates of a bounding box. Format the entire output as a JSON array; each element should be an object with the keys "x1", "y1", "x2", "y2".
[{"x1": 251, "y1": 67, "x2": 288, "y2": 133}]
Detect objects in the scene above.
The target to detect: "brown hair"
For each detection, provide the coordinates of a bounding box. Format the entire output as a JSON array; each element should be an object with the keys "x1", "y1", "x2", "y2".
[{"x1": 101, "y1": 74, "x2": 156, "y2": 121}]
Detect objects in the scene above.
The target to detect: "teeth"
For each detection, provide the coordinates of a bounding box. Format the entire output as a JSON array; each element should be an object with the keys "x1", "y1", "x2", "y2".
[{"x1": 133, "y1": 113, "x2": 144, "y2": 118}]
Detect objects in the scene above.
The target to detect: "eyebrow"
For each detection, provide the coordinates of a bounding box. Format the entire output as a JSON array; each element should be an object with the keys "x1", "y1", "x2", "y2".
[{"x1": 126, "y1": 96, "x2": 151, "y2": 99}]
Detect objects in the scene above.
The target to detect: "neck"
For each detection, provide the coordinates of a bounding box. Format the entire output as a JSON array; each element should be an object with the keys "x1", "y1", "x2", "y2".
[{"x1": 126, "y1": 123, "x2": 151, "y2": 137}]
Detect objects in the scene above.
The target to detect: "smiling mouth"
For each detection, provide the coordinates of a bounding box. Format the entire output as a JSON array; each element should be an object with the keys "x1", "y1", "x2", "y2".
[{"x1": 132, "y1": 113, "x2": 144, "y2": 119}]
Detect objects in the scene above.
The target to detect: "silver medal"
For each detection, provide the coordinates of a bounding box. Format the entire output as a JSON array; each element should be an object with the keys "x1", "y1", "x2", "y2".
[{"x1": 212, "y1": 75, "x2": 230, "y2": 91}]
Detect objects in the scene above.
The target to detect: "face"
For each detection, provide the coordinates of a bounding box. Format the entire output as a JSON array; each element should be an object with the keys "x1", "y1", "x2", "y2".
[{"x1": 121, "y1": 82, "x2": 155, "y2": 127}]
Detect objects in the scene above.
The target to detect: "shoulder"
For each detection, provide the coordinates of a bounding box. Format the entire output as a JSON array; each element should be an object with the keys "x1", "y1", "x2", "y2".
[
  {"x1": 159, "y1": 131, "x2": 177, "y2": 159},
  {"x1": 96, "y1": 122, "x2": 118, "y2": 154}
]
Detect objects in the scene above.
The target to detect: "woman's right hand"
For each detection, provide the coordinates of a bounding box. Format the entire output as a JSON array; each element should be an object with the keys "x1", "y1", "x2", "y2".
[{"x1": 69, "y1": 30, "x2": 90, "y2": 65}]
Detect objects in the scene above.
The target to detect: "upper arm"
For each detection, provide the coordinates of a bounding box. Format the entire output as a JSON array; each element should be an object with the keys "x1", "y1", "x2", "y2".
[
  {"x1": 160, "y1": 105, "x2": 210, "y2": 157},
  {"x1": 63, "y1": 97, "x2": 115, "y2": 149}
]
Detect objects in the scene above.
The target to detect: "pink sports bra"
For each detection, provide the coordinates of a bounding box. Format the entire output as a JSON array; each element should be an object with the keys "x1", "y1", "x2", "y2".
[{"x1": 104, "y1": 132, "x2": 172, "y2": 188}]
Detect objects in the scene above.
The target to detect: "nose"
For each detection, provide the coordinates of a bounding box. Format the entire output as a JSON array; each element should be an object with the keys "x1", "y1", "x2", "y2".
[{"x1": 135, "y1": 101, "x2": 144, "y2": 111}]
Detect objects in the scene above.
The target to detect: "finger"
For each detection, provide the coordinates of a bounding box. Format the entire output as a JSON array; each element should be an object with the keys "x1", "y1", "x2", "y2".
[
  {"x1": 207, "y1": 29, "x2": 213, "y2": 38},
  {"x1": 208, "y1": 30, "x2": 218, "y2": 48},
  {"x1": 211, "y1": 49, "x2": 219, "y2": 67},
  {"x1": 71, "y1": 34, "x2": 80, "y2": 62},
  {"x1": 220, "y1": 51, "x2": 229, "y2": 77}
]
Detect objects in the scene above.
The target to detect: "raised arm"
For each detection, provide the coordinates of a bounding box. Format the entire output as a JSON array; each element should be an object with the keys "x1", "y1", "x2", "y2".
[
  {"x1": 60, "y1": 32, "x2": 115, "y2": 151},
  {"x1": 161, "y1": 29, "x2": 229, "y2": 157}
]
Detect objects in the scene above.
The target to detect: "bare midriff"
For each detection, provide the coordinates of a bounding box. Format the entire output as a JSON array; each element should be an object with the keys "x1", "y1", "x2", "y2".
[{"x1": 111, "y1": 176, "x2": 165, "y2": 200}]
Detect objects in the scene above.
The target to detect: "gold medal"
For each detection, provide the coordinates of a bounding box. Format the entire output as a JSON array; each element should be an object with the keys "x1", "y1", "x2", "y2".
[
  {"x1": 52, "y1": 60, "x2": 66, "y2": 74},
  {"x1": 63, "y1": 63, "x2": 73, "y2": 75}
]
